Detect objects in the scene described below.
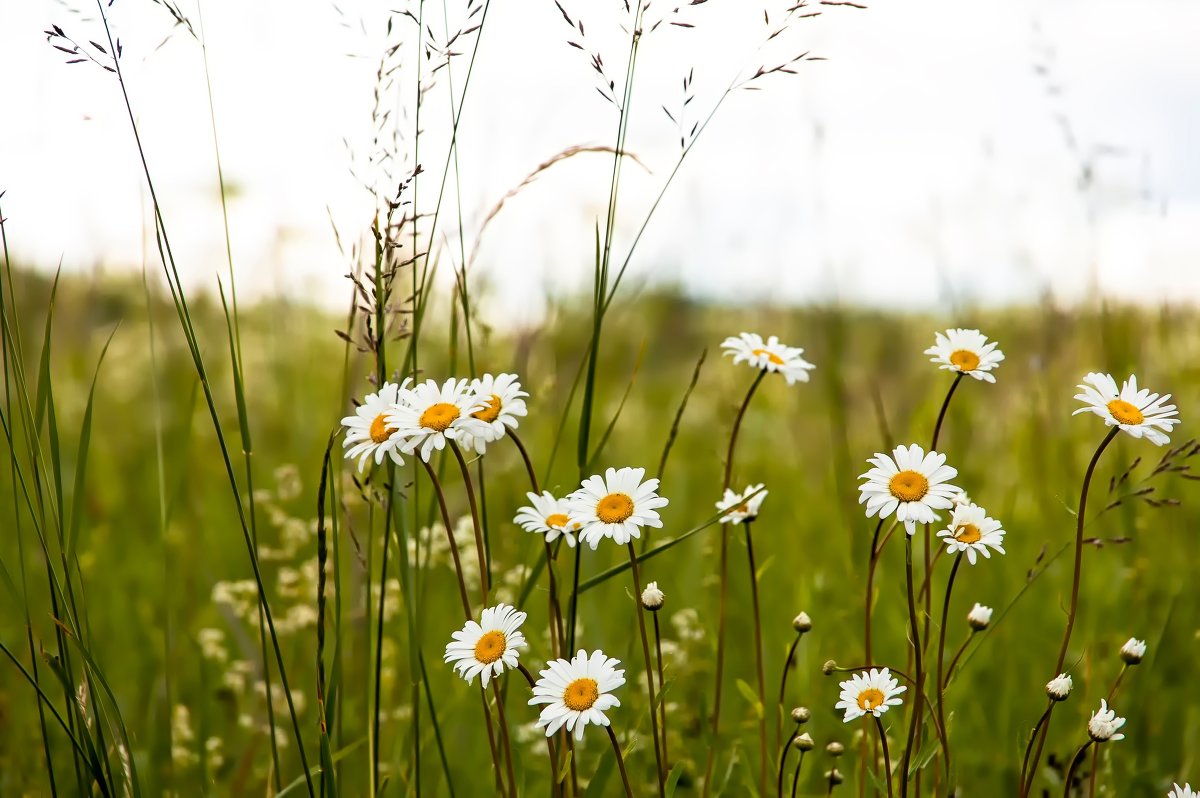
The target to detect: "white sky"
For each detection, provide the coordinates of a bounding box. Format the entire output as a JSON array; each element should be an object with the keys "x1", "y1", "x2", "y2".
[{"x1": 2, "y1": 0, "x2": 1199, "y2": 323}]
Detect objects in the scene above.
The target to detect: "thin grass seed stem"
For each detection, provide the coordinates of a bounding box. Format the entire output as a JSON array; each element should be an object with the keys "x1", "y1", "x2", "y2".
[
  {"x1": 779, "y1": 728, "x2": 798, "y2": 798},
  {"x1": 1018, "y1": 703, "x2": 1053, "y2": 798},
  {"x1": 744, "y1": 523, "x2": 769, "y2": 797},
  {"x1": 790, "y1": 751, "x2": 806, "y2": 798},
  {"x1": 606, "y1": 725, "x2": 635, "y2": 798},
  {"x1": 704, "y1": 369, "x2": 767, "y2": 795},
  {"x1": 1063, "y1": 741, "x2": 1095, "y2": 798},
  {"x1": 450, "y1": 443, "x2": 489, "y2": 602},
  {"x1": 653, "y1": 612, "x2": 669, "y2": 769},
  {"x1": 935, "y1": 553, "x2": 964, "y2": 786},
  {"x1": 875, "y1": 716, "x2": 896, "y2": 798},
  {"x1": 900, "y1": 536, "x2": 924, "y2": 798},
  {"x1": 626, "y1": 542, "x2": 666, "y2": 794}
]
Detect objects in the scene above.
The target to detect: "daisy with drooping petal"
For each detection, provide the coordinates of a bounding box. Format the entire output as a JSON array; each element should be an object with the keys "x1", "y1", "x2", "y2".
[
  {"x1": 1073, "y1": 373, "x2": 1180, "y2": 446},
  {"x1": 386, "y1": 378, "x2": 491, "y2": 462},
  {"x1": 715, "y1": 483, "x2": 768, "y2": 524},
  {"x1": 443, "y1": 603, "x2": 527, "y2": 688},
  {"x1": 1087, "y1": 699, "x2": 1126, "y2": 742},
  {"x1": 858, "y1": 444, "x2": 962, "y2": 535},
  {"x1": 514, "y1": 491, "x2": 580, "y2": 548},
  {"x1": 456, "y1": 373, "x2": 529, "y2": 455},
  {"x1": 835, "y1": 668, "x2": 906, "y2": 723},
  {"x1": 936, "y1": 502, "x2": 1006, "y2": 565},
  {"x1": 924, "y1": 328, "x2": 1005, "y2": 382},
  {"x1": 340, "y1": 380, "x2": 409, "y2": 472},
  {"x1": 568, "y1": 467, "x2": 669, "y2": 550},
  {"x1": 528, "y1": 649, "x2": 625, "y2": 740},
  {"x1": 1168, "y1": 785, "x2": 1197, "y2": 798},
  {"x1": 721, "y1": 332, "x2": 815, "y2": 385}
]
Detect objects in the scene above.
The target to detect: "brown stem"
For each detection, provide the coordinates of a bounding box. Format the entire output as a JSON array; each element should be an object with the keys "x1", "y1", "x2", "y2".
[
  {"x1": 509, "y1": 429, "x2": 540, "y2": 493},
  {"x1": 492, "y1": 681, "x2": 518, "y2": 798},
  {"x1": 703, "y1": 525, "x2": 729, "y2": 798},
  {"x1": 517, "y1": 664, "x2": 563, "y2": 797},
  {"x1": 778, "y1": 728, "x2": 798, "y2": 798},
  {"x1": 450, "y1": 442, "x2": 489, "y2": 602},
  {"x1": 627, "y1": 542, "x2": 666, "y2": 795},
  {"x1": 942, "y1": 633, "x2": 974, "y2": 688},
  {"x1": 606, "y1": 725, "x2": 634, "y2": 798},
  {"x1": 900, "y1": 536, "x2": 924, "y2": 798},
  {"x1": 875, "y1": 716, "x2": 895, "y2": 798},
  {"x1": 653, "y1": 612, "x2": 669, "y2": 771},
  {"x1": 421, "y1": 459, "x2": 472, "y2": 617},
  {"x1": 544, "y1": 541, "x2": 565, "y2": 658},
  {"x1": 1063, "y1": 741, "x2": 1095, "y2": 798},
  {"x1": 864, "y1": 518, "x2": 886, "y2": 663},
  {"x1": 744, "y1": 523, "x2": 769, "y2": 796},
  {"x1": 790, "y1": 751, "x2": 806, "y2": 798},
  {"x1": 1018, "y1": 703, "x2": 1053, "y2": 798},
  {"x1": 935, "y1": 552, "x2": 964, "y2": 786},
  {"x1": 777, "y1": 632, "x2": 802, "y2": 750}
]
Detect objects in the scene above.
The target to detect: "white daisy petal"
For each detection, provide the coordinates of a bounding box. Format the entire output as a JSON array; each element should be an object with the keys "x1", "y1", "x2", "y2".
[
  {"x1": 721, "y1": 332, "x2": 816, "y2": 385},
  {"x1": 834, "y1": 667, "x2": 906, "y2": 723},
  {"x1": 568, "y1": 467, "x2": 669, "y2": 550},
  {"x1": 1073, "y1": 372, "x2": 1180, "y2": 447},
  {"x1": 857, "y1": 445, "x2": 961, "y2": 535},
  {"x1": 924, "y1": 328, "x2": 1005, "y2": 382},
  {"x1": 443, "y1": 604, "x2": 526, "y2": 687},
  {"x1": 529, "y1": 649, "x2": 625, "y2": 740}
]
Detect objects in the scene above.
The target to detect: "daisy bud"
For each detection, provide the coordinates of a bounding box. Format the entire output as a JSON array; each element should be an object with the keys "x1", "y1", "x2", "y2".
[
  {"x1": 825, "y1": 769, "x2": 844, "y2": 785},
  {"x1": 640, "y1": 581, "x2": 665, "y2": 612},
  {"x1": 794, "y1": 732, "x2": 815, "y2": 751},
  {"x1": 1087, "y1": 699, "x2": 1126, "y2": 742},
  {"x1": 1045, "y1": 673, "x2": 1072, "y2": 701},
  {"x1": 1119, "y1": 637, "x2": 1146, "y2": 665},
  {"x1": 822, "y1": 660, "x2": 838, "y2": 676},
  {"x1": 825, "y1": 741, "x2": 844, "y2": 757},
  {"x1": 791, "y1": 706, "x2": 811, "y2": 725},
  {"x1": 792, "y1": 612, "x2": 813, "y2": 633},
  {"x1": 966, "y1": 603, "x2": 993, "y2": 631}
]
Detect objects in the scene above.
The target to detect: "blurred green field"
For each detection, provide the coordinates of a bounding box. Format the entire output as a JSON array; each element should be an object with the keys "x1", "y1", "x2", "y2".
[{"x1": 2, "y1": 267, "x2": 1198, "y2": 796}]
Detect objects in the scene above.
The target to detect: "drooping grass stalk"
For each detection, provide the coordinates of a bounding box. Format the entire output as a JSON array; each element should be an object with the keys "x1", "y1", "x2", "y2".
[
  {"x1": 626, "y1": 541, "x2": 666, "y2": 794},
  {"x1": 934, "y1": 552, "x2": 964, "y2": 787},
  {"x1": 450, "y1": 442, "x2": 489, "y2": 601},
  {"x1": 899, "y1": 536, "x2": 924, "y2": 798},
  {"x1": 703, "y1": 368, "x2": 766, "y2": 795},
  {"x1": 790, "y1": 751, "x2": 807, "y2": 798},
  {"x1": 606, "y1": 725, "x2": 635, "y2": 798},
  {"x1": 1063, "y1": 741, "x2": 1095, "y2": 797},
  {"x1": 1025, "y1": 426, "x2": 1120, "y2": 793},
  {"x1": 315, "y1": 440, "x2": 339, "y2": 797},
  {"x1": 743, "y1": 521, "x2": 769, "y2": 797},
  {"x1": 874, "y1": 717, "x2": 895, "y2": 798}
]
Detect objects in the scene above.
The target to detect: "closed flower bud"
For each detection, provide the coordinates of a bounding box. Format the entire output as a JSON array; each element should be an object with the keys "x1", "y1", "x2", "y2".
[
  {"x1": 966, "y1": 603, "x2": 993, "y2": 631},
  {"x1": 640, "y1": 581, "x2": 665, "y2": 612},
  {"x1": 822, "y1": 660, "x2": 838, "y2": 676},
  {"x1": 825, "y1": 768, "x2": 844, "y2": 785},
  {"x1": 791, "y1": 706, "x2": 811, "y2": 725},
  {"x1": 825, "y1": 741, "x2": 844, "y2": 757},
  {"x1": 1119, "y1": 637, "x2": 1146, "y2": 665},
  {"x1": 792, "y1": 612, "x2": 813, "y2": 633},
  {"x1": 794, "y1": 732, "x2": 815, "y2": 751},
  {"x1": 1045, "y1": 673, "x2": 1072, "y2": 701}
]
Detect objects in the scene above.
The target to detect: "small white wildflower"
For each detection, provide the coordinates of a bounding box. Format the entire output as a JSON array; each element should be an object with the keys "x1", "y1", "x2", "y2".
[
  {"x1": 1087, "y1": 699, "x2": 1127, "y2": 742},
  {"x1": 1120, "y1": 637, "x2": 1147, "y2": 665},
  {"x1": 966, "y1": 603, "x2": 993, "y2": 631},
  {"x1": 1046, "y1": 673, "x2": 1073, "y2": 701},
  {"x1": 641, "y1": 581, "x2": 665, "y2": 611}
]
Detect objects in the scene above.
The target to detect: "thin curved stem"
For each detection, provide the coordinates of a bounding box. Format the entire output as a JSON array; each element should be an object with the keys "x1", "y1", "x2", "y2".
[
  {"x1": 1018, "y1": 703, "x2": 1053, "y2": 798},
  {"x1": 519, "y1": 663, "x2": 563, "y2": 798},
  {"x1": 421, "y1": 459, "x2": 472, "y2": 616},
  {"x1": 791, "y1": 751, "x2": 807, "y2": 798},
  {"x1": 508, "y1": 429, "x2": 540, "y2": 493},
  {"x1": 544, "y1": 541, "x2": 565, "y2": 658},
  {"x1": 492, "y1": 681, "x2": 518, "y2": 798},
  {"x1": 1063, "y1": 741, "x2": 1095, "y2": 797},
  {"x1": 744, "y1": 523, "x2": 769, "y2": 796},
  {"x1": 942, "y1": 633, "x2": 974, "y2": 688},
  {"x1": 864, "y1": 518, "x2": 886, "y2": 663},
  {"x1": 450, "y1": 442, "x2": 489, "y2": 602},
  {"x1": 778, "y1": 728, "x2": 798, "y2": 798},
  {"x1": 829, "y1": 665, "x2": 916, "y2": 686},
  {"x1": 723, "y1": 371, "x2": 767, "y2": 490},
  {"x1": 653, "y1": 612, "x2": 669, "y2": 771},
  {"x1": 900, "y1": 536, "x2": 924, "y2": 798},
  {"x1": 627, "y1": 542, "x2": 666, "y2": 795},
  {"x1": 567, "y1": 544, "x2": 582, "y2": 652},
  {"x1": 875, "y1": 717, "x2": 895, "y2": 798},
  {"x1": 777, "y1": 632, "x2": 802, "y2": 747},
  {"x1": 606, "y1": 725, "x2": 635, "y2": 798},
  {"x1": 935, "y1": 553, "x2": 964, "y2": 786}
]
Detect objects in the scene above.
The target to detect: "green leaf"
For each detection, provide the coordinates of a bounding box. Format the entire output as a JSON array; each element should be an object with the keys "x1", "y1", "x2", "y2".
[
  {"x1": 556, "y1": 748, "x2": 574, "y2": 784},
  {"x1": 735, "y1": 679, "x2": 764, "y2": 719},
  {"x1": 67, "y1": 326, "x2": 118, "y2": 560},
  {"x1": 276, "y1": 737, "x2": 368, "y2": 798},
  {"x1": 665, "y1": 763, "x2": 685, "y2": 797}
]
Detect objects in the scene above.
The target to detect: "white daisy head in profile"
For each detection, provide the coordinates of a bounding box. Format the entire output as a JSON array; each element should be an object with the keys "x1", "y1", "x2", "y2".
[
  {"x1": 858, "y1": 444, "x2": 961, "y2": 535},
  {"x1": 443, "y1": 603, "x2": 527, "y2": 688},
  {"x1": 835, "y1": 668, "x2": 906, "y2": 723},
  {"x1": 514, "y1": 491, "x2": 580, "y2": 548},
  {"x1": 1087, "y1": 699, "x2": 1126, "y2": 742},
  {"x1": 340, "y1": 380, "x2": 409, "y2": 472},
  {"x1": 455, "y1": 373, "x2": 529, "y2": 455},
  {"x1": 1073, "y1": 373, "x2": 1179, "y2": 446},
  {"x1": 528, "y1": 649, "x2": 625, "y2": 740},
  {"x1": 715, "y1": 483, "x2": 768, "y2": 525},
  {"x1": 1168, "y1": 784, "x2": 1197, "y2": 798},
  {"x1": 1119, "y1": 637, "x2": 1147, "y2": 665},
  {"x1": 936, "y1": 502, "x2": 1006, "y2": 565},
  {"x1": 721, "y1": 332, "x2": 815, "y2": 385},
  {"x1": 386, "y1": 378, "x2": 492, "y2": 462},
  {"x1": 568, "y1": 467, "x2": 668, "y2": 550},
  {"x1": 966, "y1": 603, "x2": 993, "y2": 630},
  {"x1": 924, "y1": 328, "x2": 1005, "y2": 383},
  {"x1": 1046, "y1": 673, "x2": 1073, "y2": 701}
]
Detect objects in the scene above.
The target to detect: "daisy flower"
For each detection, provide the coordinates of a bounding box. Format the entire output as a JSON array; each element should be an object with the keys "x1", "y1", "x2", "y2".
[
  {"x1": 340, "y1": 380, "x2": 408, "y2": 472},
  {"x1": 1120, "y1": 637, "x2": 1147, "y2": 665},
  {"x1": 715, "y1": 483, "x2": 768, "y2": 524},
  {"x1": 1168, "y1": 785, "x2": 1197, "y2": 798},
  {"x1": 1046, "y1": 673, "x2": 1073, "y2": 701},
  {"x1": 1073, "y1": 373, "x2": 1180, "y2": 446},
  {"x1": 936, "y1": 502, "x2": 1006, "y2": 564},
  {"x1": 835, "y1": 668, "x2": 906, "y2": 723},
  {"x1": 443, "y1": 603, "x2": 527, "y2": 688},
  {"x1": 514, "y1": 491, "x2": 580, "y2": 548},
  {"x1": 568, "y1": 467, "x2": 668, "y2": 550},
  {"x1": 858, "y1": 444, "x2": 961, "y2": 535},
  {"x1": 528, "y1": 649, "x2": 625, "y2": 740},
  {"x1": 721, "y1": 332, "x2": 815, "y2": 385},
  {"x1": 456, "y1": 373, "x2": 529, "y2": 455},
  {"x1": 924, "y1": 328, "x2": 1005, "y2": 382},
  {"x1": 967, "y1": 603, "x2": 993, "y2": 630},
  {"x1": 1087, "y1": 699, "x2": 1126, "y2": 742},
  {"x1": 386, "y1": 378, "x2": 491, "y2": 462}
]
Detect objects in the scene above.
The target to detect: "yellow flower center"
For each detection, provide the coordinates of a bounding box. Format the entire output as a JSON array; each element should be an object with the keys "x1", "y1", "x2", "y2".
[
  {"x1": 369, "y1": 413, "x2": 397, "y2": 444},
  {"x1": 949, "y1": 349, "x2": 980, "y2": 371},
  {"x1": 889, "y1": 471, "x2": 929, "y2": 503},
  {"x1": 752, "y1": 348, "x2": 785, "y2": 366},
  {"x1": 857, "y1": 687, "x2": 886, "y2": 711},
  {"x1": 473, "y1": 631, "x2": 507, "y2": 665},
  {"x1": 563, "y1": 677, "x2": 600, "y2": 712},
  {"x1": 472, "y1": 394, "x2": 502, "y2": 423},
  {"x1": 418, "y1": 402, "x2": 460, "y2": 432},
  {"x1": 954, "y1": 523, "x2": 982, "y2": 544},
  {"x1": 1106, "y1": 399, "x2": 1144, "y2": 426},
  {"x1": 596, "y1": 493, "x2": 635, "y2": 524},
  {"x1": 545, "y1": 513, "x2": 570, "y2": 529}
]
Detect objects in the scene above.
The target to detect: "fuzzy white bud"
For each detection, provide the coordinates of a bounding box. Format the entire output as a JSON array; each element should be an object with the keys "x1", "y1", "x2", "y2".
[
  {"x1": 966, "y1": 603, "x2": 993, "y2": 631},
  {"x1": 1119, "y1": 637, "x2": 1146, "y2": 665},
  {"x1": 1046, "y1": 673, "x2": 1073, "y2": 701},
  {"x1": 792, "y1": 612, "x2": 813, "y2": 633},
  {"x1": 640, "y1": 581, "x2": 665, "y2": 611}
]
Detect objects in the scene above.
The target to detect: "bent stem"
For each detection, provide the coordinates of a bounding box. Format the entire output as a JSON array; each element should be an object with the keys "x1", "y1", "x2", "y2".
[
  {"x1": 518, "y1": 664, "x2": 562, "y2": 798},
  {"x1": 744, "y1": 522, "x2": 769, "y2": 796},
  {"x1": 509, "y1": 429, "x2": 540, "y2": 493},
  {"x1": 421, "y1": 460, "x2": 473, "y2": 616},
  {"x1": 606, "y1": 725, "x2": 635, "y2": 798},
  {"x1": 777, "y1": 631, "x2": 802, "y2": 749},
  {"x1": 875, "y1": 716, "x2": 895, "y2": 798},
  {"x1": 934, "y1": 552, "x2": 964, "y2": 786},
  {"x1": 900, "y1": 536, "x2": 924, "y2": 798},
  {"x1": 653, "y1": 612, "x2": 669, "y2": 770},
  {"x1": 778, "y1": 728, "x2": 798, "y2": 798},
  {"x1": 626, "y1": 542, "x2": 666, "y2": 795},
  {"x1": 862, "y1": 517, "x2": 886, "y2": 795},
  {"x1": 790, "y1": 751, "x2": 807, "y2": 798},
  {"x1": 450, "y1": 442, "x2": 489, "y2": 602},
  {"x1": 1063, "y1": 740, "x2": 1095, "y2": 797},
  {"x1": 704, "y1": 369, "x2": 767, "y2": 795},
  {"x1": 1088, "y1": 665, "x2": 1130, "y2": 798},
  {"x1": 491, "y1": 681, "x2": 518, "y2": 798},
  {"x1": 1018, "y1": 703, "x2": 1053, "y2": 798}
]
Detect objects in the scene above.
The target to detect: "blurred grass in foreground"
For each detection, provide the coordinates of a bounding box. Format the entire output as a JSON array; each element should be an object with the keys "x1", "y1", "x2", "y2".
[{"x1": 2, "y1": 266, "x2": 1198, "y2": 795}]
